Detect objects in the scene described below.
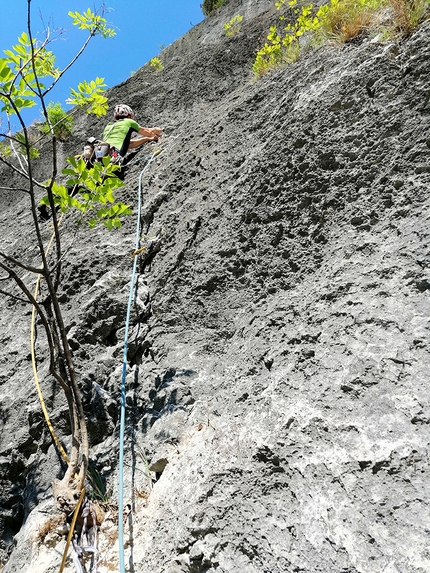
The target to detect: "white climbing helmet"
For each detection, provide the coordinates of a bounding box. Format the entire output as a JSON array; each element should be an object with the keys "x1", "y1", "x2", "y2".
[{"x1": 114, "y1": 104, "x2": 135, "y2": 120}]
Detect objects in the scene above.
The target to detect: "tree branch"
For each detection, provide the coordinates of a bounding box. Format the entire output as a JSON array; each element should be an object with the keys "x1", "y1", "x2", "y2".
[
  {"x1": 0, "y1": 288, "x2": 31, "y2": 304},
  {"x1": 26, "y1": 9, "x2": 64, "y2": 276},
  {"x1": 26, "y1": 0, "x2": 86, "y2": 488},
  {"x1": 42, "y1": 33, "x2": 94, "y2": 98},
  {"x1": 0, "y1": 154, "x2": 46, "y2": 191},
  {"x1": 0, "y1": 153, "x2": 29, "y2": 181},
  {"x1": 0, "y1": 260, "x2": 47, "y2": 326},
  {"x1": 0, "y1": 186, "x2": 30, "y2": 194},
  {"x1": 0, "y1": 250, "x2": 45, "y2": 275},
  {"x1": 8, "y1": 34, "x2": 50, "y2": 95}
]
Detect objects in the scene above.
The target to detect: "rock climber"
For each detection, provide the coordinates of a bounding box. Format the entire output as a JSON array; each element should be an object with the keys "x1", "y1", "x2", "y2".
[
  {"x1": 39, "y1": 104, "x2": 161, "y2": 221},
  {"x1": 101, "y1": 103, "x2": 162, "y2": 163}
]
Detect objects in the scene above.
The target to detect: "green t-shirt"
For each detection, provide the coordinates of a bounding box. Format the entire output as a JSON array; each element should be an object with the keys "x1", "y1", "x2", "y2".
[{"x1": 102, "y1": 118, "x2": 140, "y2": 151}]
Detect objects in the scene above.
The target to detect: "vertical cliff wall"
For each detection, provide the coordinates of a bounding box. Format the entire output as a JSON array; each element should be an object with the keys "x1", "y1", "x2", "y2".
[{"x1": 1, "y1": 0, "x2": 429, "y2": 571}]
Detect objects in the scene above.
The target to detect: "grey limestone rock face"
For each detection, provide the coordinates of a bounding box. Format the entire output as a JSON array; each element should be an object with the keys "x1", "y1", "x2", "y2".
[{"x1": 0, "y1": 0, "x2": 429, "y2": 571}]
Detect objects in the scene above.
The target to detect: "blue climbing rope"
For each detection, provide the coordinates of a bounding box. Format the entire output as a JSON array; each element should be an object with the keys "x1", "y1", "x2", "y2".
[{"x1": 118, "y1": 150, "x2": 161, "y2": 573}]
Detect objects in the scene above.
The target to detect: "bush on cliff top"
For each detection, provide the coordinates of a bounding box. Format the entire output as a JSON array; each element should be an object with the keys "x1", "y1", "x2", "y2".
[
  {"x1": 253, "y1": 0, "x2": 430, "y2": 76},
  {"x1": 202, "y1": 0, "x2": 228, "y2": 16}
]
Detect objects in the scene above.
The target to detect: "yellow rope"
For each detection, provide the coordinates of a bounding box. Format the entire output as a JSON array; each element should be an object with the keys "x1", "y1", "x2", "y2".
[
  {"x1": 58, "y1": 487, "x2": 85, "y2": 573},
  {"x1": 132, "y1": 246, "x2": 146, "y2": 257},
  {"x1": 31, "y1": 214, "x2": 69, "y2": 464},
  {"x1": 31, "y1": 218, "x2": 87, "y2": 573}
]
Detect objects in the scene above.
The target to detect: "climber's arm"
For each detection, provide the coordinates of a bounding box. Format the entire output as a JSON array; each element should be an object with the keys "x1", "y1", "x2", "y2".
[{"x1": 137, "y1": 126, "x2": 163, "y2": 139}]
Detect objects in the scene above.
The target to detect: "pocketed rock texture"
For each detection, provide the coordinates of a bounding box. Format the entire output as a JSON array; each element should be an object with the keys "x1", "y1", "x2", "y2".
[{"x1": 1, "y1": 0, "x2": 430, "y2": 571}]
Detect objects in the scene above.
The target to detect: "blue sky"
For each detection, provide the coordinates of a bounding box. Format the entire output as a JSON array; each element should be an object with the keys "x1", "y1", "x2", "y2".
[{"x1": 0, "y1": 0, "x2": 204, "y2": 131}]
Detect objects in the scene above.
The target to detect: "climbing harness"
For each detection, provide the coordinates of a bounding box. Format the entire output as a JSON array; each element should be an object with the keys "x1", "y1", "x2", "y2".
[{"x1": 118, "y1": 147, "x2": 162, "y2": 573}]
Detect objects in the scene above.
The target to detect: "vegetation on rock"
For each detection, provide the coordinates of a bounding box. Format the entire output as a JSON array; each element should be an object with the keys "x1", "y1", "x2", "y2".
[
  {"x1": 149, "y1": 56, "x2": 164, "y2": 71},
  {"x1": 202, "y1": 0, "x2": 228, "y2": 16},
  {"x1": 39, "y1": 102, "x2": 74, "y2": 141},
  {"x1": 224, "y1": 14, "x2": 244, "y2": 36},
  {"x1": 253, "y1": 0, "x2": 430, "y2": 76}
]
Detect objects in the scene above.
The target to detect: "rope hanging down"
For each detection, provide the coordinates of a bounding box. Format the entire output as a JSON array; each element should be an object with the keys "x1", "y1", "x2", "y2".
[
  {"x1": 31, "y1": 214, "x2": 70, "y2": 465},
  {"x1": 118, "y1": 148, "x2": 162, "y2": 573},
  {"x1": 30, "y1": 145, "x2": 164, "y2": 573}
]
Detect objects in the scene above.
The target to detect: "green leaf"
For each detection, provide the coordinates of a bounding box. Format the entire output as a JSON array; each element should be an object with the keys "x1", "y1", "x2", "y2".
[
  {"x1": 18, "y1": 32, "x2": 29, "y2": 45},
  {"x1": 14, "y1": 44, "x2": 27, "y2": 57},
  {"x1": 66, "y1": 179, "x2": 80, "y2": 187},
  {"x1": 0, "y1": 59, "x2": 13, "y2": 81},
  {"x1": 3, "y1": 49, "x2": 18, "y2": 60}
]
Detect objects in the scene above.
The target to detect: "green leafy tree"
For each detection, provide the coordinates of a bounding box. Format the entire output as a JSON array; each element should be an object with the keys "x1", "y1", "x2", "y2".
[
  {"x1": 39, "y1": 101, "x2": 74, "y2": 140},
  {"x1": 0, "y1": 1, "x2": 127, "y2": 520}
]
